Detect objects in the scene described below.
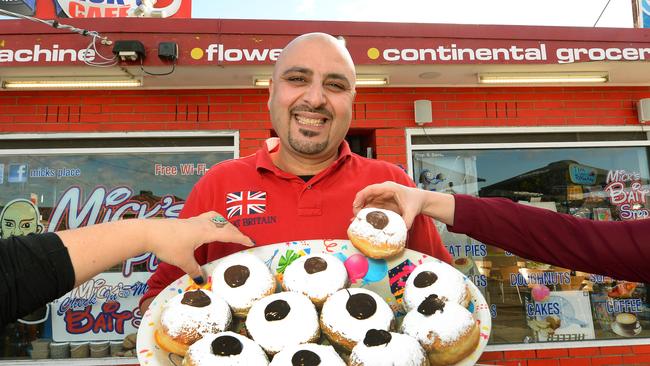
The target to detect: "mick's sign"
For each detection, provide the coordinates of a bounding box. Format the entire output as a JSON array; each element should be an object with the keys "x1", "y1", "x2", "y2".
[{"x1": 48, "y1": 185, "x2": 184, "y2": 341}]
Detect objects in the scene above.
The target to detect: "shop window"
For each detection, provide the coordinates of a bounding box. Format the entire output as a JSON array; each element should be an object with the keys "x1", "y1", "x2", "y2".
[
  {"x1": 0, "y1": 133, "x2": 236, "y2": 361},
  {"x1": 410, "y1": 129, "x2": 650, "y2": 347}
]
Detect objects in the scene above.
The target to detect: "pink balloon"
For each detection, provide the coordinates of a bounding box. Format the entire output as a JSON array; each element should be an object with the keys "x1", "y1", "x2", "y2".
[
  {"x1": 344, "y1": 254, "x2": 369, "y2": 283},
  {"x1": 531, "y1": 284, "x2": 550, "y2": 302}
]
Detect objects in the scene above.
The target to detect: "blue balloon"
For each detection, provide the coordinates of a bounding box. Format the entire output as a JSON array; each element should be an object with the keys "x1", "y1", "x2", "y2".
[
  {"x1": 362, "y1": 257, "x2": 388, "y2": 283},
  {"x1": 332, "y1": 252, "x2": 348, "y2": 263}
]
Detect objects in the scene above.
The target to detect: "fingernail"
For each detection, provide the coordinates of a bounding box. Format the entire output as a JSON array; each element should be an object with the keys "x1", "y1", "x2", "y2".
[{"x1": 193, "y1": 276, "x2": 205, "y2": 285}]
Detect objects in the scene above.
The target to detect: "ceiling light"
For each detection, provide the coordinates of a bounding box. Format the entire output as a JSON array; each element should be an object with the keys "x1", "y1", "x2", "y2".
[
  {"x1": 253, "y1": 77, "x2": 271, "y2": 87},
  {"x1": 478, "y1": 72, "x2": 608, "y2": 84},
  {"x1": 253, "y1": 75, "x2": 389, "y2": 87},
  {"x1": 2, "y1": 78, "x2": 143, "y2": 89}
]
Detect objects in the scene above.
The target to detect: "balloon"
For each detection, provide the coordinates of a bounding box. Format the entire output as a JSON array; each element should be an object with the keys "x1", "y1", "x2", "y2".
[
  {"x1": 344, "y1": 254, "x2": 369, "y2": 283},
  {"x1": 531, "y1": 284, "x2": 550, "y2": 302},
  {"x1": 363, "y1": 258, "x2": 388, "y2": 284}
]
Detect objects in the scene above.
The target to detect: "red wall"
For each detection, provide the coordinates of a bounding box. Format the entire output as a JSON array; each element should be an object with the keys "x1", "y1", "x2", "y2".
[
  {"x1": 2, "y1": 85, "x2": 650, "y2": 364},
  {"x1": 1, "y1": 86, "x2": 648, "y2": 166}
]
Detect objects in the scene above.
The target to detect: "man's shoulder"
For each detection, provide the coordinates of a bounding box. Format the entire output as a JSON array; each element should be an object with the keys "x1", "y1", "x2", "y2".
[
  {"x1": 205, "y1": 154, "x2": 257, "y2": 175},
  {"x1": 348, "y1": 154, "x2": 409, "y2": 177}
]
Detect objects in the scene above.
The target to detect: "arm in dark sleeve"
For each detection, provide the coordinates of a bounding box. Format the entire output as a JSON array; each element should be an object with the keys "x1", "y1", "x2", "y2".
[
  {"x1": 0, "y1": 233, "x2": 75, "y2": 328},
  {"x1": 448, "y1": 194, "x2": 650, "y2": 283}
]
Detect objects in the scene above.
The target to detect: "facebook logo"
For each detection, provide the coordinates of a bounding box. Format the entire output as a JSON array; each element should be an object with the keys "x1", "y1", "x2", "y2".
[
  {"x1": 8, "y1": 164, "x2": 28, "y2": 183},
  {"x1": 0, "y1": 164, "x2": 3, "y2": 184}
]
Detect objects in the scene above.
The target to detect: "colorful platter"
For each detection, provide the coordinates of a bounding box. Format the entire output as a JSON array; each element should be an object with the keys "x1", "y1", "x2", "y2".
[{"x1": 137, "y1": 239, "x2": 491, "y2": 365}]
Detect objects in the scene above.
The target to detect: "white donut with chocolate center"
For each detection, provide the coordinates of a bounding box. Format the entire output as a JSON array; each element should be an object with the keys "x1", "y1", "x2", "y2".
[{"x1": 347, "y1": 208, "x2": 407, "y2": 259}]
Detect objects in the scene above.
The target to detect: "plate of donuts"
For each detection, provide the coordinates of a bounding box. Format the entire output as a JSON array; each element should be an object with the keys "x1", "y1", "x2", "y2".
[{"x1": 137, "y1": 239, "x2": 491, "y2": 366}]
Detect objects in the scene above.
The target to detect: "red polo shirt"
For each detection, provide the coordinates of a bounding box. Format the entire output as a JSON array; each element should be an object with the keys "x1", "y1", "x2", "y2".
[{"x1": 142, "y1": 139, "x2": 450, "y2": 305}]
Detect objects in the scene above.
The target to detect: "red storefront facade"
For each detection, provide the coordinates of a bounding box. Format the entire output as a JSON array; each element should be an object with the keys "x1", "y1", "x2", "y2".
[{"x1": 2, "y1": 18, "x2": 650, "y2": 365}]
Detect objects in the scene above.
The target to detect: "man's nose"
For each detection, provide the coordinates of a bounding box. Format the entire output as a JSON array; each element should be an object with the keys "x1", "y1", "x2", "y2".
[{"x1": 302, "y1": 82, "x2": 326, "y2": 108}]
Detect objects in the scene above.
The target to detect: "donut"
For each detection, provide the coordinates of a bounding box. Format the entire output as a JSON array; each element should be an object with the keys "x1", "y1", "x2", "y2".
[
  {"x1": 349, "y1": 329, "x2": 429, "y2": 366},
  {"x1": 245, "y1": 291, "x2": 320, "y2": 355},
  {"x1": 403, "y1": 261, "x2": 470, "y2": 311},
  {"x1": 211, "y1": 252, "x2": 277, "y2": 317},
  {"x1": 183, "y1": 331, "x2": 269, "y2": 366},
  {"x1": 401, "y1": 294, "x2": 479, "y2": 366},
  {"x1": 347, "y1": 207, "x2": 407, "y2": 259},
  {"x1": 155, "y1": 289, "x2": 231, "y2": 356},
  {"x1": 320, "y1": 288, "x2": 395, "y2": 352},
  {"x1": 269, "y1": 343, "x2": 346, "y2": 366},
  {"x1": 282, "y1": 253, "x2": 349, "y2": 307}
]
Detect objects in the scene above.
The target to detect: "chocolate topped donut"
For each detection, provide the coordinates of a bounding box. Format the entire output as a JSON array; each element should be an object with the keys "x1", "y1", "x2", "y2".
[
  {"x1": 304, "y1": 257, "x2": 328, "y2": 274},
  {"x1": 320, "y1": 288, "x2": 394, "y2": 352},
  {"x1": 181, "y1": 290, "x2": 211, "y2": 308},
  {"x1": 347, "y1": 207, "x2": 407, "y2": 259},
  {"x1": 363, "y1": 329, "x2": 392, "y2": 347},
  {"x1": 291, "y1": 350, "x2": 320, "y2": 366},
  {"x1": 346, "y1": 293, "x2": 377, "y2": 320},
  {"x1": 223, "y1": 264, "x2": 250, "y2": 288},
  {"x1": 246, "y1": 292, "x2": 320, "y2": 355},
  {"x1": 211, "y1": 335, "x2": 242, "y2": 356},
  {"x1": 350, "y1": 331, "x2": 427, "y2": 366},
  {"x1": 417, "y1": 294, "x2": 446, "y2": 316},
  {"x1": 211, "y1": 252, "x2": 276, "y2": 317},
  {"x1": 282, "y1": 253, "x2": 349, "y2": 307},
  {"x1": 404, "y1": 260, "x2": 471, "y2": 311},
  {"x1": 265, "y1": 299, "x2": 291, "y2": 321},
  {"x1": 184, "y1": 331, "x2": 269, "y2": 365},
  {"x1": 366, "y1": 210, "x2": 389, "y2": 230},
  {"x1": 269, "y1": 344, "x2": 345, "y2": 366},
  {"x1": 413, "y1": 271, "x2": 438, "y2": 288}
]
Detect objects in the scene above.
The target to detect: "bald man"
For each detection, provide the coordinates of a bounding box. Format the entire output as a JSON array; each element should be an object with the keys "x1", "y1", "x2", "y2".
[
  {"x1": 0, "y1": 199, "x2": 43, "y2": 239},
  {"x1": 140, "y1": 33, "x2": 451, "y2": 311}
]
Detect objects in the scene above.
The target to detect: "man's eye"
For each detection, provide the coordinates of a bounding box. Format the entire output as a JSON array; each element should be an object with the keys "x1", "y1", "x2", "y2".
[
  {"x1": 4, "y1": 222, "x2": 14, "y2": 228},
  {"x1": 20, "y1": 223, "x2": 32, "y2": 229},
  {"x1": 326, "y1": 82, "x2": 346, "y2": 91},
  {"x1": 287, "y1": 76, "x2": 307, "y2": 83}
]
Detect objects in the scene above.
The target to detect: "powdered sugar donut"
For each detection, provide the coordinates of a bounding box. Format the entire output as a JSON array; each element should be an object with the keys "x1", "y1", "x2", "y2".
[
  {"x1": 320, "y1": 288, "x2": 395, "y2": 352},
  {"x1": 183, "y1": 331, "x2": 269, "y2": 366},
  {"x1": 282, "y1": 253, "x2": 349, "y2": 308},
  {"x1": 349, "y1": 329, "x2": 428, "y2": 366},
  {"x1": 245, "y1": 291, "x2": 320, "y2": 355},
  {"x1": 401, "y1": 295, "x2": 479, "y2": 366},
  {"x1": 269, "y1": 343, "x2": 346, "y2": 366},
  {"x1": 403, "y1": 261, "x2": 470, "y2": 311},
  {"x1": 211, "y1": 252, "x2": 276, "y2": 317},
  {"x1": 347, "y1": 208, "x2": 407, "y2": 259},
  {"x1": 155, "y1": 289, "x2": 231, "y2": 356}
]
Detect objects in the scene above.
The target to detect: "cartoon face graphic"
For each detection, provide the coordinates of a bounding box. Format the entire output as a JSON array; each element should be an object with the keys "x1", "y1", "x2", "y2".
[{"x1": 0, "y1": 199, "x2": 43, "y2": 239}]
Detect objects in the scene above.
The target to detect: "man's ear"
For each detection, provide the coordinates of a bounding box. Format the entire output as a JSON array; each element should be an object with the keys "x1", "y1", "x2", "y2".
[{"x1": 36, "y1": 223, "x2": 44, "y2": 234}]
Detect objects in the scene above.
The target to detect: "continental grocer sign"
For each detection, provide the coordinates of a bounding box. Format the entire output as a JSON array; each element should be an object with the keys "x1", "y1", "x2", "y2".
[{"x1": 1, "y1": 34, "x2": 650, "y2": 66}]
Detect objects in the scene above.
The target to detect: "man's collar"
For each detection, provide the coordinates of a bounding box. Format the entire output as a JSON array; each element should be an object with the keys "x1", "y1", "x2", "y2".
[{"x1": 256, "y1": 138, "x2": 352, "y2": 175}]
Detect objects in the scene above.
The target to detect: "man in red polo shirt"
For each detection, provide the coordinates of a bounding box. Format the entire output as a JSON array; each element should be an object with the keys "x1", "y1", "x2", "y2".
[{"x1": 140, "y1": 32, "x2": 451, "y2": 312}]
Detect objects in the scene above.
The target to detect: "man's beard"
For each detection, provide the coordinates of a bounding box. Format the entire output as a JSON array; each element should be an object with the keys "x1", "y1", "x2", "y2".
[{"x1": 288, "y1": 128, "x2": 328, "y2": 154}]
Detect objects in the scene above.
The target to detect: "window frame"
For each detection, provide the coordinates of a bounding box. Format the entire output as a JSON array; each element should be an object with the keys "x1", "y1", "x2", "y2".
[{"x1": 407, "y1": 125, "x2": 650, "y2": 351}]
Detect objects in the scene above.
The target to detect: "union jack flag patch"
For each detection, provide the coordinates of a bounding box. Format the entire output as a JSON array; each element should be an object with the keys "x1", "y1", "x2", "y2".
[{"x1": 225, "y1": 191, "x2": 267, "y2": 218}]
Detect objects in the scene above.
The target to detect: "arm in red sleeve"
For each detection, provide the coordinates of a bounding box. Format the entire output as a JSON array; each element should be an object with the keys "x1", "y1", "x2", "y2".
[{"x1": 449, "y1": 194, "x2": 650, "y2": 283}]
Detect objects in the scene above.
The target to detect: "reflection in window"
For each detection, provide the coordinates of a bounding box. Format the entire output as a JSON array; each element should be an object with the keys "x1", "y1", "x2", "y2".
[{"x1": 413, "y1": 146, "x2": 650, "y2": 345}]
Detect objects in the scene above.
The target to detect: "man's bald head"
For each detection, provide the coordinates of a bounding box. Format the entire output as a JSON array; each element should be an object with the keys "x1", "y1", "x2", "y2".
[{"x1": 272, "y1": 32, "x2": 356, "y2": 88}]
